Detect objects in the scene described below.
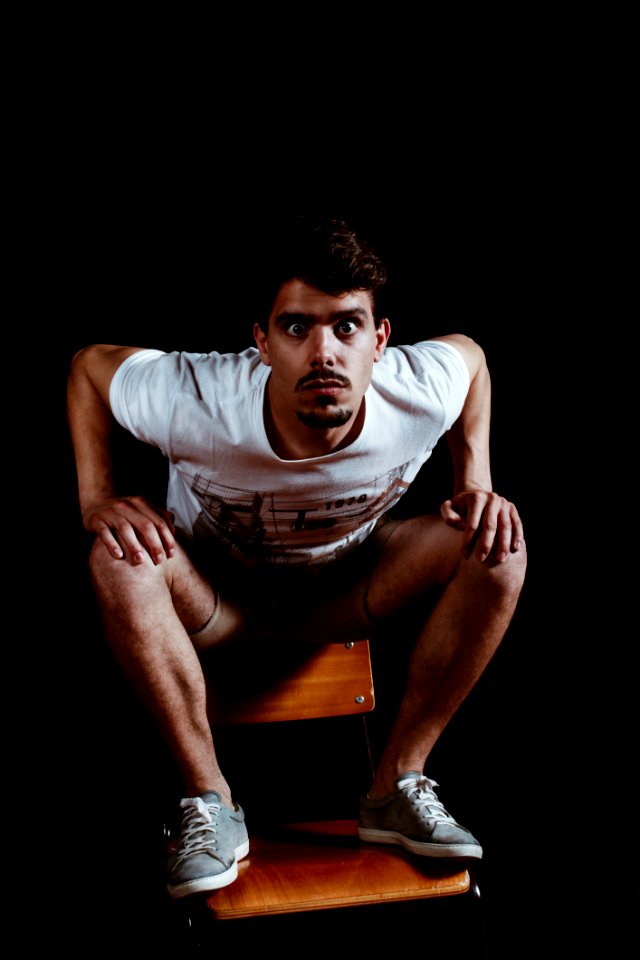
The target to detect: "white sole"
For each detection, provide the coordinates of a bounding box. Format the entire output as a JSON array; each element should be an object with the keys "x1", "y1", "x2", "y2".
[
  {"x1": 168, "y1": 838, "x2": 250, "y2": 899},
  {"x1": 358, "y1": 827, "x2": 482, "y2": 859}
]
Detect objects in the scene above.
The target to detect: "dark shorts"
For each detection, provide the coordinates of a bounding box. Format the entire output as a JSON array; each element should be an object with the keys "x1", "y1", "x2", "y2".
[{"x1": 187, "y1": 517, "x2": 401, "y2": 644}]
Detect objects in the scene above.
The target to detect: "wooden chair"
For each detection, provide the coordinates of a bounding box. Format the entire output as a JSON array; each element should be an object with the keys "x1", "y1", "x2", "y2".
[{"x1": 191, "y1": 638, "x2": 474, "y2": 924}]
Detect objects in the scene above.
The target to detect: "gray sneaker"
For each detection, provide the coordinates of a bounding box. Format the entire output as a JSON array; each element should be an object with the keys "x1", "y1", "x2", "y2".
[
  {"x1": 167, "y1": 792, "x2": 250, "y2": 899},
  {"x1": 358, "y1": 771, "x2": 482, "y2": 859}
]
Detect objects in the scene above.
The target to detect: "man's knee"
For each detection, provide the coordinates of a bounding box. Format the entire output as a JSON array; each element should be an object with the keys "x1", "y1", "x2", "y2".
[
  {"x1": 88, "y1": 537, "x2": 169, "y2": 599},
  {"x1": 500, "y1": 541, "x2": 527, "y2": 595},
  {"x1": 464, "y1": 539, "x2": 527, "y2": 601}
]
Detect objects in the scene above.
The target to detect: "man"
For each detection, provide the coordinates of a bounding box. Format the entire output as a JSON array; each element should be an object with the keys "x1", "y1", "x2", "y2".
[{"x1": 67, "y1": 216, "x2": 526, "y2": 900}]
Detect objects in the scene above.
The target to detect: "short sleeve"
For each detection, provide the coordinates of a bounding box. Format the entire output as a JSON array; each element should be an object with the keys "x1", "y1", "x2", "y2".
[
  {"x1": 413, "y1": 340, "x2": 470, "y2": 431},
  {"x1": 109, "y1": 349, "x2": 177, "y2": 455},
  {"x1": 377, "y1": 340, "x2": 470, "y2": 435}
]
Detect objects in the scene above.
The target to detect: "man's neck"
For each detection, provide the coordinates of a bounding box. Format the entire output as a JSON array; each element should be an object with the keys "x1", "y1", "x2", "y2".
[{"x1": 263, "y1": 394, "x2": 366, "y2": 461}]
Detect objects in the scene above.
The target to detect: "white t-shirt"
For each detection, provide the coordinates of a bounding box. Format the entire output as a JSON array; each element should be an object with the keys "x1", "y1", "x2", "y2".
[{"x1": 110, "y1": 341, "x2": 469, "y2": 567}]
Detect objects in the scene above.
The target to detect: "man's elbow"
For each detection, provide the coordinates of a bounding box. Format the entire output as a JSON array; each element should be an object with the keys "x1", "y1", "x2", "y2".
[
  {"x1": 71, "y1": 344, "x2": 110, "y2": 369},
  {"x1": 68, "y1": 344, "x2": 127, "y2": 405}
]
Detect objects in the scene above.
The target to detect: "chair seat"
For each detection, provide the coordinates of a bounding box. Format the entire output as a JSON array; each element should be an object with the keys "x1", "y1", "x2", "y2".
[{"x1": 206, "y1": 820, "x2": 470, "y2": 919}]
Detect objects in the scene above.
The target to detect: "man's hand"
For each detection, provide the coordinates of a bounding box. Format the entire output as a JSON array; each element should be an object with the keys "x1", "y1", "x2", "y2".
[
  {"x1": 82, "y1": 495, "x2": 177, "y2": 565},
  {"x1": 440, "y1": 489, "x2": 524, "y2": 563}
]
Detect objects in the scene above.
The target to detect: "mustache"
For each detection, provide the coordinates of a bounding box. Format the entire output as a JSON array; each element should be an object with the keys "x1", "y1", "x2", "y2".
[{"x1": 296, "y1": 368, "x2": 352, "y2": 391}]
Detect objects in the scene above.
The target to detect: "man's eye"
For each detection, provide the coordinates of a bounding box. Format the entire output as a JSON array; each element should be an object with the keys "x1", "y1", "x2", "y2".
[
  {"x1": 337, "y1": 320, "x2": 357, "y2": 335},
  {"x1": 286, "y1": 322, "x2": 306, "y2": 337}
]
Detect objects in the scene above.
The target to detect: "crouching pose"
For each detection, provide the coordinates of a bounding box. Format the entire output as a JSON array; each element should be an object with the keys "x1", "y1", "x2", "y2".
[{"x1": 67, "y1": 216, "x2": 526, "y2": 899}]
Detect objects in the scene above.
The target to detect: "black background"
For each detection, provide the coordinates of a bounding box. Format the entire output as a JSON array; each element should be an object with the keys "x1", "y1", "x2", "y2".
[{"x1": 37, "y1": 122, "x2": 633, "y2": 955}]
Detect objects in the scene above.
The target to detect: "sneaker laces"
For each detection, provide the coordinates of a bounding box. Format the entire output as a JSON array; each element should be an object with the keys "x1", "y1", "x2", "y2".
[
  {"x1": 396, "y1": 775, "x2": 458, "y2": 824},
  {"x1": 173, "y1": 796, "x2": 222, "y2": 867}
]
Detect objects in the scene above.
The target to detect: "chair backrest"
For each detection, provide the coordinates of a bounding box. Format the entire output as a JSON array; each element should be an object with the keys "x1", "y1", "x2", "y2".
[{"x1": 206, "y1": 639, "x2": 374, "y2": 725}]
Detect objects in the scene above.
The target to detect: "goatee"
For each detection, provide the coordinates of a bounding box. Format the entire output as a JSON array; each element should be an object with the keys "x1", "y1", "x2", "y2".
[{"x1": 296, "y1": 407, "x2": 353, "y2": 429}]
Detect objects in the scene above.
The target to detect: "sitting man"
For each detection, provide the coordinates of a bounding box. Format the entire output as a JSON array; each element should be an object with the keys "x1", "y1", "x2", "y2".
[{"x1": 67, "y1": 216, "x2": 526, "y2": 900}]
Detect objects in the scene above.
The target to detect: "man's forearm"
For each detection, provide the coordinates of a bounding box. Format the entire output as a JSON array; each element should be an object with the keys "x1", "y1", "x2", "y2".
[
  {"x1": 67, "y1": 349, "x2": 117, "y2": 519},
  {"x1": 447, "y1": 359, "x2": 493, "y2": 495}
]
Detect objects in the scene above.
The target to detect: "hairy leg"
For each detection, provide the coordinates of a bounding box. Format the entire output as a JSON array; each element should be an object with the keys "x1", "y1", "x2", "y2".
[
  {"x1": 89, "y1": 538, "x2": 245, "y2": 806},
  {"x1": 365, "y1": 515, "x2": 527, "y2": 797}
]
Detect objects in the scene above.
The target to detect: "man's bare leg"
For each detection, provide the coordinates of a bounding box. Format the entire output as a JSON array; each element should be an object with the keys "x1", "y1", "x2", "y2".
[
  {"x1": 89, "y1": 538, "x2": 244, "y2": 808},
  {"x1": 365, "y1": 516, "x2": 527, "y2": 799}
]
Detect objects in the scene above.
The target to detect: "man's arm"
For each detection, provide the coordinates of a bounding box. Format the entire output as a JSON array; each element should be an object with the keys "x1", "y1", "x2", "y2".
[
  {"x1": 432, "y1": 334, "x2": 524, "y2": 563},
  {"x1": 67, "y1": 344, "x2": 176, "y2": 564}
]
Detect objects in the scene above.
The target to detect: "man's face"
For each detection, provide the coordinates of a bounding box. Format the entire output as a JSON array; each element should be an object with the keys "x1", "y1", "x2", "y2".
[{"x1": 254, "y1": 279, "x2": 390, "y2": 434}]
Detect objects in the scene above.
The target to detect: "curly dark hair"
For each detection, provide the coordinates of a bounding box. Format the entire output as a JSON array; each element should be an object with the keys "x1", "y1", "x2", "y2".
[{"x1": 255, "y1": 215, "x2": 388, "y2": 331}]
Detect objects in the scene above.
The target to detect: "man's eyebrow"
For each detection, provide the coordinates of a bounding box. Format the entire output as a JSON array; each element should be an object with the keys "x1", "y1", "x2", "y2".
[
  {"x1": 274, "y1": 308, "x2": 369, "y2": 326},
  {"x1": 331, "y1": 308, "x2": 369, "y2": 321},
  {"x1": 273, "y1": 312, "x2": 313, "y2": 327}
]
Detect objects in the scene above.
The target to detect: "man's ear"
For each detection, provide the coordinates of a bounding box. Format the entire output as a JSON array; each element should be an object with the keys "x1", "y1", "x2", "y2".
[
  {"x1": 373, "y1": 318, "x2": 391, "y2": 362},
  {"x1": 253, "y1": 323, "x2": 271, "y2": 366}
]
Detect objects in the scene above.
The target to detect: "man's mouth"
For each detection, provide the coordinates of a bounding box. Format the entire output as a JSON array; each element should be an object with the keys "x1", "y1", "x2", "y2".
[
  {"x1": 300, "y1": 379, "x2": 345, "y2": 395},
  {"x1": 297, "y1": 372, "x2": 351, "y2": 394}
]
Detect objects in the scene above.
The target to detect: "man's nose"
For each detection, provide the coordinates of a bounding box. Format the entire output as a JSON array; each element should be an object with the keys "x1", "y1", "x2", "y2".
[{"x1": 308, "y1": 326, "x2": 336, "y2": 367}]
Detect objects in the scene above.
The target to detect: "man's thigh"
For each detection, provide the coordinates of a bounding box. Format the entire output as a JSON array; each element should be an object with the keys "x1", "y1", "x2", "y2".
[{"x1": 364, "y1": 515, "x2": 462, "y2": 624}]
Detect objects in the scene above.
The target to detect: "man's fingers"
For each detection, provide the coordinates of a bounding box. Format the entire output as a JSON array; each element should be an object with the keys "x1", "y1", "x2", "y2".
[
  {"x1": 125, "y1": 514, "x2": 174, "y2": 564},
  {"x1": 100, "y1": 516, "x2": 150, "y2": 564},
  {"x1": 460, "y1": 494, "x2": 501, "y2": 562},
  {"x1": 462, "y1": 495, "x2": 490, "y2": 555},
  {"x1": 95, "y1": 522, "x2": 124, "y2": 559},
  {"x1": 493, "y1": 507, "x2": 513, "y2": 562},
  {"x1": 440, "y1": 499, "x2": 466, "y2": 529},
  {"x1": 94, "y1": 521, "x2": 149, "y2": 565},
  {"x1": 511, "y1": 507, "x2": 524, "y2": 551},
  {"x1": 473, "y1": 518, "x2": 497, "y2": 561},
  {"x1": 86, "y1": 497, "x2": 177, "y2": 564},
  {"x1": 126, "y1": 500, "x2": 177, "y2": 561},
  {"x1": 476, "y1": 502, "x2": 518, "y2": 563},
  {"x1": 445, "y1": 491, "x2": 525, "y2": 563}
]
